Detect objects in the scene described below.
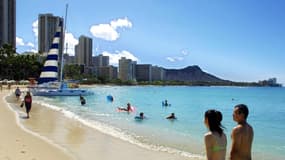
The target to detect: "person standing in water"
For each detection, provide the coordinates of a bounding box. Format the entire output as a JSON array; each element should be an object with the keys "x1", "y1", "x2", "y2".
[
  {"x1": 204, "y1": 109, "x2": 227, "y2": 160},
  {"x1": 80, "y1": 95, "x2": 86, "y2": 105},
  {"x1": 162, "y1": 99, "x2": 169, "y2": 106},
  {"x1": 230, "y1": 104, "x2": 254, "y2": 160}
]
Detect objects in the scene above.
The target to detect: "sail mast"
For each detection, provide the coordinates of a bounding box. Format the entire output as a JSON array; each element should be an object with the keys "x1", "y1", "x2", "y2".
[{"x1": 60, "y1": 3, "x2": 68, "y2": 82}]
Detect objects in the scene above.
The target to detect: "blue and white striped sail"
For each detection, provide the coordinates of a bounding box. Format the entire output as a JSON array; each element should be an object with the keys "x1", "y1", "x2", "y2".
[{"x1": 38, "y1": 22, "x2": 62, "y2": 84}]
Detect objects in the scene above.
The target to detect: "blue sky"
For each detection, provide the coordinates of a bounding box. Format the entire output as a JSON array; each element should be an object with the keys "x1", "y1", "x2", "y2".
[{"x1": 16, "y1": 0, "x2": 285, "y2": 84}]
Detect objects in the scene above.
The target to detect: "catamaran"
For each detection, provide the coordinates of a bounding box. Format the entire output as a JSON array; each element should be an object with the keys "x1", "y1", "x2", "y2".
[{"x1": 30, "y1": 9, "x2": 93, "y2": 96}]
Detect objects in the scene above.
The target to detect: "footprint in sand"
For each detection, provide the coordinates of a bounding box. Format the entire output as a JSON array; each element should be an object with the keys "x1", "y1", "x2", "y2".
[
  {"x1": 20, "y1": 150, "x2": 26, "y2": 154},
  {"x1": 4, "y1": 156, "x2": 11, "y2": 160}
]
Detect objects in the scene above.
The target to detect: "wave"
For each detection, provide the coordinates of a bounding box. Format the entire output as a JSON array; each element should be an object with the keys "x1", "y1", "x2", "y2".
[{"x1": 34, "y1": 99, "x2": 204, "y2": 159}]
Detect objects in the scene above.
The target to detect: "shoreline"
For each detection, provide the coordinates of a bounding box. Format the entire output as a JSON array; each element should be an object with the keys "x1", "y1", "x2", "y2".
[
  {"x1": 1, "y1": 85, "x2": 283, "y2": 160},
  {"x1": 4, "y1": 88, "x2": 203, "y2": 160},
  {"x1": 0, "y1": 89, "x2": 75, "y2": 160}
]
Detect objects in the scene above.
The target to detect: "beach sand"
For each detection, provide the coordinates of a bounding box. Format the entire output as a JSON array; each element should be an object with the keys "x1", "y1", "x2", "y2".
[
  {"x1": 0, "y1": 89, "x2": 74, "y2": 160},
  {"x1": 2, "y1": 87, "x2": 202, "y2": 160}
]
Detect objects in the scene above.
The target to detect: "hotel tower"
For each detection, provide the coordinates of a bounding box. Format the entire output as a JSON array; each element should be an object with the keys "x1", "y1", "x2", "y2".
[
  {"x1": 0, "y1": 0, "x2": 16, "y2": 48},
  {"x1": 38, "y1": 13, "x2": 63, "y2": 55}
]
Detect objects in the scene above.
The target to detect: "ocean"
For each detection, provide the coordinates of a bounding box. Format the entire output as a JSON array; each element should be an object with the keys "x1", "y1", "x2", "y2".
[{"x1": 32, "y1": 86, "x2": 285, "y2": 159}]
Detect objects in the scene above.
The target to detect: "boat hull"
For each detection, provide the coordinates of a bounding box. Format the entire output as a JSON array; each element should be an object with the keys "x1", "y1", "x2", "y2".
[{"x1": 30, "y1": 88, "x2": 93, "y2": 96}]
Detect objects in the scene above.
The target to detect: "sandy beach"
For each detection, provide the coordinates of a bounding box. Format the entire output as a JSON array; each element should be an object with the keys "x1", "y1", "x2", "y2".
[
  {"x1": 2, "y1": 86, "x2": 201, "y2": 160},
  {"x1": 0, "y1": 88, "x2": 74, "y2": 160}
]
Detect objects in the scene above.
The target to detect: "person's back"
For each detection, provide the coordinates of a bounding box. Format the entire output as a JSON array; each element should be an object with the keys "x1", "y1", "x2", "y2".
[
  {"x1": 25, "y1": 94, "x2": 32, "y2": 103},
  {"x1": 205, "y1": 132, "x2": 227, "y2": 160},
  {"x1": 204, "y1": 109, "x2": 227, "y2": 160},
  {"x1": 231, "y1": 123, "x2": 253, "y2": 160},
  {"x1": 231, "y1": 104, "x2": 254, "y2": 160}
]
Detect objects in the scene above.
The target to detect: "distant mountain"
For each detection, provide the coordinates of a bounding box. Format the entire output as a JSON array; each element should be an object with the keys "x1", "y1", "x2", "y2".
[{"x1": 165, "y1": 65, "x2": 229, "y2": 83}]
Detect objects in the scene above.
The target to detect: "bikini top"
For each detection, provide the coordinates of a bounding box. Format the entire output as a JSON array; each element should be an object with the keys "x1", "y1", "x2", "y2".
[
  {"x1": 212, "y1": 144, "x2": 226, "y2": 152},
  {"x1": 212, "y1": 134, "x2": 226, "y2": 152}
]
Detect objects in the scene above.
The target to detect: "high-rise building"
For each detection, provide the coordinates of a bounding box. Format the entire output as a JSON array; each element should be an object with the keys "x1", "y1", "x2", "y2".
[
  {"x1": 98, "y1": 66, "x2": 118, "y2": 80},
  {"x1": 38, "y1": 14, "x2": 63, "y2": 54},
  {"x1": 136, "y1": 64, "x2": 152, "y2": 81},
  {"x1": 0, "y1": 0, "x2": 16, "y2": 48},
  {"x1": 118, "y1": 57, "x2": 136, "y2": 81},
  {"x1": 92, "y1": 54, "x2": 110, "y2": 77},
  {"x1": 93, "y1": 54, "x2": 109, "y2": 67},
  {"x1": 151, "y1": 66, "x2": 165, "y2": 81},
  {"x1": 75, "y1": 45, "x2": 80, "y2": 64},
  {"x1": 75, "y1": 35, "x2": 92, "y2": 66}
]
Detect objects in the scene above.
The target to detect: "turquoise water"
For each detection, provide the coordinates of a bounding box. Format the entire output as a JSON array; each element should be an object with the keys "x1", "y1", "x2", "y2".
[{"x1": 33, "y1": 86, "x2": 285, "y2": 159}]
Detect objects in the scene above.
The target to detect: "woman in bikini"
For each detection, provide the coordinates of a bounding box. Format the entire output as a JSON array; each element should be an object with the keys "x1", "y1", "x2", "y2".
[{"x1": 204, "y1": 109, "x2": 227, "y2": 160}]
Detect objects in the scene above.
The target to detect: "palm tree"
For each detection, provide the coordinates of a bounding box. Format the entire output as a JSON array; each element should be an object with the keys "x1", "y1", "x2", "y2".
[{"x1": 0, "y1": 44, "x2": 17, "y2": 79}]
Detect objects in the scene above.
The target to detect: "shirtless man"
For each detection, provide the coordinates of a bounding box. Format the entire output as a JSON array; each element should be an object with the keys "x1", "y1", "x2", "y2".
[{"x1": 230, "y1": 104, "x2": 254, "y2": 160}]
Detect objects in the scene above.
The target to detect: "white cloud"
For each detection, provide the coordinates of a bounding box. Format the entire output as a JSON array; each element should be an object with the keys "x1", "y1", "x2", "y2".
[
  {"x1": 181, "y1": 49, "x2": 190, "y2": 56},
  {"x1": 101, "y1": 50, "x2": 139, "y2": 65},
  {"x1": 64, "y1": 32, "x2": 78, "y2": 56},
  {"x1": 110, "y1": 17, "x2": 132, "y2": 29},
  {"x1": 166, "y1": 57, "x2": 175, "y2": 62},
  {"x1": 166, "y1": 57, "x2": 184, "y2": 62},
  {"x1": 176, "y1": 57, "x2": 184, "y2": 61},
  {"x1": 90, "y1": 24, "x2": 119, "y2": 41},
  {"x1": 166, "y1": 49, "x2": 190, "y2": 62},
  {"x1": 32, "y1": 20, "x2": 38, "y2": 38},
  {"x1": 28, "y1": 48, "x2": 37, "y2": 53},
  {"x1": 26, "y1": 42, "x2": 34, "y2": 48},
  {"x1": 90, "y1": 17, "x2": 132, "y2": 41},
  {"x1": 16, "y1": 37, "x2": 25, "y2": 46}
]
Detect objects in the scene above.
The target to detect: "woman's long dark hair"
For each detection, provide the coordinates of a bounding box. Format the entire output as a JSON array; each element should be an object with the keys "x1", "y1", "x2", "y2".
[{"x1": 205, "y1": 109, "x2": 225, "y2": 136}]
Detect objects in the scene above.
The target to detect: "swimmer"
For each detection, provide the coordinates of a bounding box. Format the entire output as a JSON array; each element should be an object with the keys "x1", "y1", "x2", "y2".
[
  {"x1": 118, "y1": 103, "x2": 132, "y2": 112},
  {"x1": 166, "y1": 113, "x2": 177, "y2": 119}
]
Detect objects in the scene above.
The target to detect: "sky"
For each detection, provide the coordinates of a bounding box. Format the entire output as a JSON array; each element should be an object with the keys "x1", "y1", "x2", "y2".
[{"x1": 16, "y1": 0, "x2": 285, "y2": 85}]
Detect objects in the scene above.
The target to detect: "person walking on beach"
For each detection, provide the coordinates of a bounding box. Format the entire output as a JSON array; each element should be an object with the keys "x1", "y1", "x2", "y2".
[
  {"x1": 15, "y1": 87, "x2": 21, "y2": 100},
  {"x1": 22, "y1": 91, "x2": 32, "y2": 118},
  {"x1": 204, "y1": 109, "x2": 227, "y2": 160},
  {"x1": 230, "y1": 104, "x2": 254, "y2": 160}
]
